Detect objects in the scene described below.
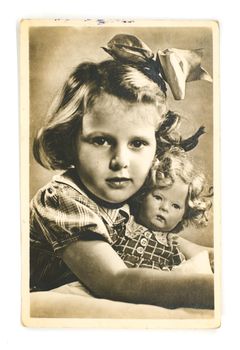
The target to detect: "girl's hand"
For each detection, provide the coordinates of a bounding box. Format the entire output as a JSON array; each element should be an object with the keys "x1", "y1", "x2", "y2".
[
  {"x1": 178, "y1": 237, "x2": 214, "y2": 273},
  {"x1": 208, "y1": 248, "x2": 214, "y2": 273}
]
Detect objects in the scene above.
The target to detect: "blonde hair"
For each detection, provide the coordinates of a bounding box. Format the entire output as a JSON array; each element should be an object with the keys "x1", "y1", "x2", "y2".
[{"x1": 33, "y1": 60, "x2": 167, "y2": 170}]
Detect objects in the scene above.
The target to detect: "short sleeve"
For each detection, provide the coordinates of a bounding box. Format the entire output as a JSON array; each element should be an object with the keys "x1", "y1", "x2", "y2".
[{"x1": 30, "y1": 182, "x2": 112, "y2": 254}]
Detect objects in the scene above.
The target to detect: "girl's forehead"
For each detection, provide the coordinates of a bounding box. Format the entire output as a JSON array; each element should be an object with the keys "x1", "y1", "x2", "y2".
[{"x1": 87, "y1": 93, "x2": 161, "y2": 126}]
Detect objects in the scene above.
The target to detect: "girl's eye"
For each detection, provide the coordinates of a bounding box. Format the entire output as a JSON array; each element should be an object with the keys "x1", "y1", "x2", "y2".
[
  {"x1": 172, "y1": 203, "x2": 181, "y2": 210},
  {"x1": 129, "y1": 140, "x2": 148, "y2": 149},
  {"x1": 92, "y1": 137, "x2": 111, "y2": 146},
  {"x1": 153, "y1": 194, "x2": 162, "y2": 201}
]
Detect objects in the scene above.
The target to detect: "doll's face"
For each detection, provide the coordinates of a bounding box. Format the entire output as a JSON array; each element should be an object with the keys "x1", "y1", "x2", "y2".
[
  {"x1": 75, "y1": 93, "x2": 161, "y2": 203},
  {"x1": 138, "y1": 178, "x2": 188, "y2": 232}
]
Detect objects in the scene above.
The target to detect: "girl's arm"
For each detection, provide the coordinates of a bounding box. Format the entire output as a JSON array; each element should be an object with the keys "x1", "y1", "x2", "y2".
[
  {"x1": 178, "y1": 237, "x2": 214, "y2": 272},
  {"x1": 62, "y1": 239, "x2": 214, "y2": 309},
  {"x1": 178, "y1": 237, "x2": 213, "y2": 258}
]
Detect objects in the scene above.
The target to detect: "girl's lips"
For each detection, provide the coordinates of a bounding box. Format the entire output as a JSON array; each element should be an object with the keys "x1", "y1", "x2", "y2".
[{"x1": 106, "y1": 177, "x2": 132, "y2": 189}]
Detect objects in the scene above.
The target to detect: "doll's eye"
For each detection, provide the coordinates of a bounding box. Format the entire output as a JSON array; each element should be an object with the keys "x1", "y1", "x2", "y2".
[{"x1": 172, "y1": 203, "x2": 181, "y2": 210}]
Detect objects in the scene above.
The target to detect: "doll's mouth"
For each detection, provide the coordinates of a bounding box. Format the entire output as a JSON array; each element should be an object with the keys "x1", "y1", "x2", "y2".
[
  {"x1": 106, "y1": 177, "x2": 132, "y2": 189},
  {"x1": 156, "y1": 214, "x2": 166, "y2": 223}
]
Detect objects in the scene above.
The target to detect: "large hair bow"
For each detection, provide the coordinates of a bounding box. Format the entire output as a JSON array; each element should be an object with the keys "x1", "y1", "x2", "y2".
[{"x1": 102, "y1": 34, "x2": 212, "y2": 100}]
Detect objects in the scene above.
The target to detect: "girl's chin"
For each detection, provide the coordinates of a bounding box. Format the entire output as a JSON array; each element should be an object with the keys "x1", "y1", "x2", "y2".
[
  {"x1": 99, "y1": 191, "x2": 135, "y2": 204},
  {"x1": 93, "y1": 192, "x2": 131, "y2": 206},
  {"x1": 101, "y1": 196, "x2": 129, "y2": 204}
]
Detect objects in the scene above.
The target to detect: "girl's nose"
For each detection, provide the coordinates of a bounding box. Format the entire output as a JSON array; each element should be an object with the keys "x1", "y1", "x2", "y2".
[{"x1": 109, "y1": 147, "x2": 129, "y2": 171}]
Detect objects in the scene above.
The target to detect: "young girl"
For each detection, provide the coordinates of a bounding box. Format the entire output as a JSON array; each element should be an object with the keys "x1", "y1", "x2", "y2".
[
  {"x1": 112, "y1": 146, "x2": 213, "y2": 272},
  {"x1": 30, "y1": 41, "x2": 214, "y2": 309}
]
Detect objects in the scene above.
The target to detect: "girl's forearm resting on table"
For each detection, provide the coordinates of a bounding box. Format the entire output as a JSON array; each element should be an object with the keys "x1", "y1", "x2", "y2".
[
  {"x1": 178, "y1": 237, "x2": 214, "y2": 260},
  {"x1": 62, "y1": 239, "x2": 214, "y2": 309},
  {"x1": 112, "y1": 269, "x2": 214, "y2": 309}
]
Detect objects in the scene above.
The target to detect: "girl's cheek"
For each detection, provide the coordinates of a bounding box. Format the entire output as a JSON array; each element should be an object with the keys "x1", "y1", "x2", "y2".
[{"x1": 141, "y1": 147, "x2": 156, "y2": 163}]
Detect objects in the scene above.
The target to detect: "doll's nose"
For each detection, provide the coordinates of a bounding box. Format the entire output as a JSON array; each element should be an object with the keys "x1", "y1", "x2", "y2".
[{"x1": 159, "y1": 200, "x2": 169, "y2": 212}]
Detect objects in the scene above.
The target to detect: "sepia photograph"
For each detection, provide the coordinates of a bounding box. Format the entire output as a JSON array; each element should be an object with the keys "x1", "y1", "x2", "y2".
[{"x1": 20, "y1": 19, "x2": 220, "y2": 328}]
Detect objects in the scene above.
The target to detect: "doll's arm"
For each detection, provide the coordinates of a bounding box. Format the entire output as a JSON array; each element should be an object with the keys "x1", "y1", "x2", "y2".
[
  {"x1": 178, "y1": 237, "x2": 214, "y2": 272},
  {"x1": 62, "y1": 239, "x2": 214, "y2": 309}
]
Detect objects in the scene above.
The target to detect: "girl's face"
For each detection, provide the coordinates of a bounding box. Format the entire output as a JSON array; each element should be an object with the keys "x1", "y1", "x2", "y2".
[
  {"x1": 75, "y1": 93, "x2": 160, "y2": 203},
  {"x1": 138, "y1": 178, "x2": 188, "y2": 232}
]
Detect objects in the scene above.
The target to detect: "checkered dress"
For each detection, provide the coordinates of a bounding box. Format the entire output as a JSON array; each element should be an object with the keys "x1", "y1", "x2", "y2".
[
  {"x1": 30, "y1": 168, "x2": 185, "y2": 291},
  {"x1": 111, "y1": 217, "x2": 185, "y2": 271}
]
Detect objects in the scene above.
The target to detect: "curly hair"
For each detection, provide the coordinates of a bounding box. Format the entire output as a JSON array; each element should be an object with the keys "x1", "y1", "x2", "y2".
[
  {"x1": 133, "y1": 146, "x2": 212, "y2": 232},
  {"x1": 33, "y1": 60, "x2": 168, "y2": 170}
]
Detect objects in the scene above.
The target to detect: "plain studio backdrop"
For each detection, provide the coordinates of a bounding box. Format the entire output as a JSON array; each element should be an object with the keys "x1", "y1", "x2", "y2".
[{"x1": 29, "y1": 25, "x2": 213, "y2": 246}]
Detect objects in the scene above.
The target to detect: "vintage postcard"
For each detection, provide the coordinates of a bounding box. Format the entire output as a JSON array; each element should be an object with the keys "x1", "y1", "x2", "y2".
[{"x1": 20, "y1": 19, "x2": 220, "y2": 328}]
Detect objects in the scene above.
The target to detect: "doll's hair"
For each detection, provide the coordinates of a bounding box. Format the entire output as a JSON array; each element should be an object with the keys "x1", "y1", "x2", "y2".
[
  {"x1": 33, "y1": 60, "x2": 167, "y2": 170},
  {"x1": 133, "y1": 147, "x2": 213, "y2": 232}
]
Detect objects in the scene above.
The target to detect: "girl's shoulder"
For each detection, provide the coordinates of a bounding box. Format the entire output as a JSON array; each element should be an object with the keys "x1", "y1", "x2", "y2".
[
  {"x1": 30, "y1": 169, "x2": 130, "y2": 245},
  {"x1": 31, "y1": 168, "x2": 99, "y2": 213},
  {"x1": 30, "y1": 169, "x2": 115, "y2": 244}
]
